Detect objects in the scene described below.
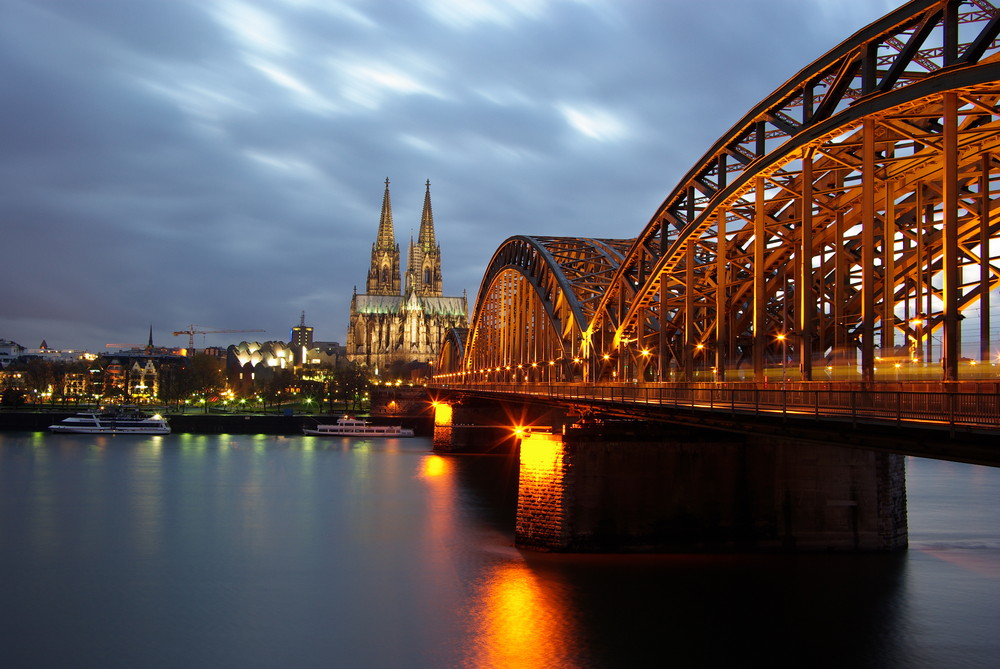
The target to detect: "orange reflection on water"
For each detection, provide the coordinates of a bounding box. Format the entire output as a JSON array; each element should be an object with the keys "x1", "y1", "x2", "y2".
[
  {"x1": 920, "y1": 548, "x2": 1000, "y2": 579},
  {"x1": 421, "y1": 454, "x2": 450, "y2": 479},
  {"x1": 463, "y1": 560, "x2": 580, "y2": 669},
  {"x1": 416, "y1": 453, "x2": 458, "y2": 574}
]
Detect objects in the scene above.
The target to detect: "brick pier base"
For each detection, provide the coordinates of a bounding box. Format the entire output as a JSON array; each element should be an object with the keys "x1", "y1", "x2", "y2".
[{"x1": 515, "y1": 428, "x2": 907, "y2": 553}]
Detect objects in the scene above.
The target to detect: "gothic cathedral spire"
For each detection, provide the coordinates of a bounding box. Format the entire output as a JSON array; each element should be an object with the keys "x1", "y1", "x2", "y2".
[
  {"x1": 366, "y1": 178, "x2": 401, "y2": 295},
  {"x1": 347, "y1": 178, "x2": 468, "y2": 370},
  {"x1": 413, "y1": 179, "x2": 443, "y2": 297}
]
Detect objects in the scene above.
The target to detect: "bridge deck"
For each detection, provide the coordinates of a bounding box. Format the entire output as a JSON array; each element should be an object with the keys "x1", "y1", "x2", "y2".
[{"x1": 430, "y1": 381, "x2": 1000, "y2": 466}]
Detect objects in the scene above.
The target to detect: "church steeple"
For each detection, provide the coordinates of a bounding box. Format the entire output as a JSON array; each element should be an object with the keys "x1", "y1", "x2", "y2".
[
  {"x1": 366, "y1": 178, "x2": 401, "y2": 295},
  {"x1": 346, "y1": 178, "x2": 469, "y2": 370},
  {"x1": 412, "y1": 179, "x2": 442, "y2": 297},
  {"x1": 418, "y1": 179, "x2": 437, "y2": 249},
  {"x1": 404, "y1": 233, "x2": 417, "y2": 295}
]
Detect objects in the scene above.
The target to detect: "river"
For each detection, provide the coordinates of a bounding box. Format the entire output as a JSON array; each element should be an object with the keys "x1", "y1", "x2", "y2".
[{"x1": 0, "y1": 432, "x2": 998, "y2": 668}]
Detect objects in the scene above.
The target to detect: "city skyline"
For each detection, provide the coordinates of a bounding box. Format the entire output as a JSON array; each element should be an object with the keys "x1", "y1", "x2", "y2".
[{"x1": 1, "y1": 0, "x2": 904, "y2": 352}]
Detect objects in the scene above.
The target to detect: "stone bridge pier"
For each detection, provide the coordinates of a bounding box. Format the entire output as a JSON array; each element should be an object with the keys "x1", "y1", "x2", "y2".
[
  {"x1": 516, "y1": 425, "x2": 907, "y2": 552},
  {"x1": 431, "y1": 399, "x2": 906, "y2": 552}
]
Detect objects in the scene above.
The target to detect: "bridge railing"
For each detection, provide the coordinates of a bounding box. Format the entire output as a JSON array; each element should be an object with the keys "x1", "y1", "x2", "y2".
[{"x1": 429, "y1": 382, "x2": 1000, "y2": 431}]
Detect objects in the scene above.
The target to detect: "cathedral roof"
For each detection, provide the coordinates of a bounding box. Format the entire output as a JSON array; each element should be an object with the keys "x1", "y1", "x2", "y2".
[
  {"x1": 354, "y1": 295, "x2": 404, "y2": 315},
  {"x1": 354, "y1": 294, "x2": 466, "y2": 317},
  {"x1": 417, "y1": 296, "x2": 467, "y2": 316}
]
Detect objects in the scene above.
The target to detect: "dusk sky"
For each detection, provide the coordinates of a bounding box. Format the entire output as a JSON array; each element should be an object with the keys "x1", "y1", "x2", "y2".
[{"x1": 2, "y1": 0, "x2": 904, "y2": 353}]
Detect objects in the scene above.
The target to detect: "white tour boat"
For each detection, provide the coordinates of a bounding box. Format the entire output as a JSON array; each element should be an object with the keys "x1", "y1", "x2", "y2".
[
  {"x1": 49, "y1": 408, "x2": 171, "y2": 435},
  {"x1": 303, "y1": 416, "x2": 414, "y2": 437}
]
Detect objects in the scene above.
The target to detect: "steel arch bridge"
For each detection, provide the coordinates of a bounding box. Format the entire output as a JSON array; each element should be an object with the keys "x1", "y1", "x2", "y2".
[{"x1": 438, "y1": 0, "x2": 1000, "y2": 388}]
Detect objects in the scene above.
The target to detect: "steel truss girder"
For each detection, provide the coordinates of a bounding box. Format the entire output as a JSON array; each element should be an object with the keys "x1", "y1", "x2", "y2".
[
  {"x1": 438, "y1": 327, "x2": 468, "y2": 374},
  {"x1": 457, "y1": 236, "x2": 631, "y2": 377},
  {"x1": 586, "y1": 0, "x2": 1000, "y2": 384}
]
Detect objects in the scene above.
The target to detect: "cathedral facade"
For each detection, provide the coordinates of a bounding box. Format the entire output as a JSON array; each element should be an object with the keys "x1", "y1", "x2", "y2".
[{"x1": 346, "y1": 179, "x2": 468, "y2": 373}]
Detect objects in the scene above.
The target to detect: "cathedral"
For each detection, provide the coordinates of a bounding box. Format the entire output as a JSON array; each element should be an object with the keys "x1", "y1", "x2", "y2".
[{"x1": 346, "y1": 179, "x2": 468, "y2": 373}]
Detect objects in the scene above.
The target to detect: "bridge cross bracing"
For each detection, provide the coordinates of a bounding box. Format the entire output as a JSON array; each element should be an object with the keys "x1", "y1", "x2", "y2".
[{"x1": 437, "y1": 0, "x2": 1000, "y2": 398}]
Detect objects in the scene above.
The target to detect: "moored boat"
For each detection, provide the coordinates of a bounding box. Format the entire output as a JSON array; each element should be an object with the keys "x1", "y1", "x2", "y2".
[
  {"x1": 303, "y1": 416, "x2": 414, "y2": 437},
  {"x1": 49, "y1": 408, "x2": 171, "y2": 435}
]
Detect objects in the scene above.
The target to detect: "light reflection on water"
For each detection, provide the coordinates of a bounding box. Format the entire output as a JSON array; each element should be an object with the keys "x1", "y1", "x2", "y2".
[
  {"x1": 0, "y1": 432, "x2": 998, "y2": 668},
  {"x1": 461, "y1": 559, "x2": 581, "y2": 669}
]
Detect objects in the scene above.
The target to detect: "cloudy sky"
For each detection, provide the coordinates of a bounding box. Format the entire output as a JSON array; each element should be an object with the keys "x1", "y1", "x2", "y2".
[{"x1": 2, "y1": 0, "x2": 905, "y2": 353}]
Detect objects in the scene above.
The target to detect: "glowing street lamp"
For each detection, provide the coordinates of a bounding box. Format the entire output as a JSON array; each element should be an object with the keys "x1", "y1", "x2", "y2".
[
  {"x1": 692, "y1": 343, "x2": 705, "y2": 379},
  {"x1": 910, "y1": 314, "x2": 927, "y2": 363},
  {"x1": 776, "y1": 333, "x2": 787, "y2": 383}
]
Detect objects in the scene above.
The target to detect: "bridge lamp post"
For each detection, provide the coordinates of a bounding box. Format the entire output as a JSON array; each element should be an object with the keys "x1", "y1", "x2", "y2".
[
  {"x1": 910, "y1": 314, "x2": 927, "y2": 364},
  {"x1": 695, "y1": 343, "x2": 705, "y2": 380},
  {"x1": 776, "y1": 334, "x2": 787, "y2": 383},
  {"x1": 598, "y1": 353, "x2": 610, "y2": 384}
]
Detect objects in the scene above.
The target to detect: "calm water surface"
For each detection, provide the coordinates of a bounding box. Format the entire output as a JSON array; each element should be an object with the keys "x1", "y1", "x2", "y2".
[{"x1": 1, "y1": 432, "x2": 998, "y2": 668}]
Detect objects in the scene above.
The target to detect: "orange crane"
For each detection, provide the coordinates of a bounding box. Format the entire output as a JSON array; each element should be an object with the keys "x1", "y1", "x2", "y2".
[{"x1": 172, "y1": 326, "x2": 265, "y2": 350}]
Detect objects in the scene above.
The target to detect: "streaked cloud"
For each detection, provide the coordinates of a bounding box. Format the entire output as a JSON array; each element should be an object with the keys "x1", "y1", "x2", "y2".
[
  {"x1": 0, "y1": 0, "x2": 907, "y2": 351},
  {"x1": 424, "y1": 0, "x2": 549, "y2": 28},
  {"x1": 558, "y1": 104, "x2": 628, "y2": 142}
]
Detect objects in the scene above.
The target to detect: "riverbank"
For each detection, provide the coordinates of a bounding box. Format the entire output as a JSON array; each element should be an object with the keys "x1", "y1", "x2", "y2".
[{"x1": 0, "y1": 411, "x2": 432, "y2": 435}]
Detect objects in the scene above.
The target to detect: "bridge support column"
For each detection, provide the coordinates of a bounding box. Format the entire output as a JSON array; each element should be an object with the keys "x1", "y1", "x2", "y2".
[{"x1": 515, "y1": 427, "x2": 907, "y2": 552}]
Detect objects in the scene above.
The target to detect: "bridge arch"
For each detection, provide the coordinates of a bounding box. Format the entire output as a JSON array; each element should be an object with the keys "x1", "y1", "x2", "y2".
[
  {"x1": 585, "y1": 0, "x2": 1000, "y2": 384},
  {"x1": 436, "y1": 327, "x2": 468, "y2": 376},
  {"x1": 439, "y1": 236, "x2": 632, "y2": 380}
]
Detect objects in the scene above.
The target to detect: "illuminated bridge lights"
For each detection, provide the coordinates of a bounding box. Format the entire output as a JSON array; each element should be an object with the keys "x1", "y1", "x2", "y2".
[{"x1": 435, "y1": 1, "x2": 1000, "y2": 391}]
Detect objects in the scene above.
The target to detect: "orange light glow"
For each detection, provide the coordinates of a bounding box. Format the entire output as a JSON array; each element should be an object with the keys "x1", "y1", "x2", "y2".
[
  {"x1": 461, "y1": 560, "x2": 578, "y2": 668},
  {"x1": 518, "y1": 432, "x2": 562, "y2": 472},
  {"x1": 420, "y1": 454, "x2": 450, "y2": 478},
  {"x1": 433, "y1": 402, "x2": 453, "y2": 427}
]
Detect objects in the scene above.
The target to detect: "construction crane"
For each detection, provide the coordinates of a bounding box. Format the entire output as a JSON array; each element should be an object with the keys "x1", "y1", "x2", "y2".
[{"x1": 172, "y1": 326, "x2": 265, "y2": 350}]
